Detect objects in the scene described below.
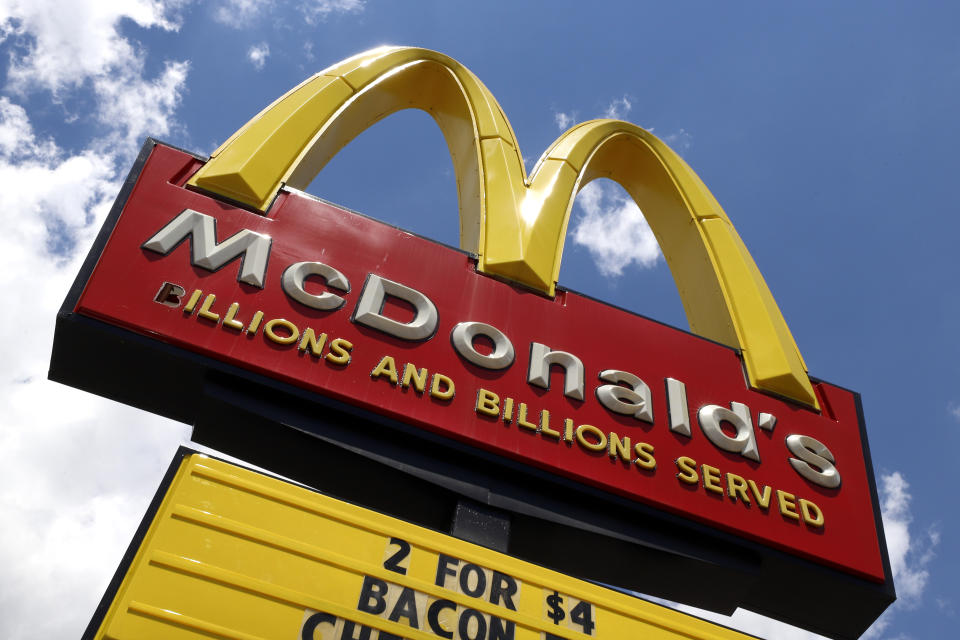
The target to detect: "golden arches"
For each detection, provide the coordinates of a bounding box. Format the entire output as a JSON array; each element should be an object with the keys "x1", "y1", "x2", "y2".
[
  {"x1": 190, "y1": 46, "x2": 519, "y2": 265},
  {"x1": 188, "y1": 46, "x2": 818, "y2": 408}
]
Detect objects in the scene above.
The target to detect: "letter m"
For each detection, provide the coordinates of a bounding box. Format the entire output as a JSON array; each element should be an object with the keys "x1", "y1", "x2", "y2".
[{"x1": 142, "y1": 209, "x2": 272, "y2": 288}]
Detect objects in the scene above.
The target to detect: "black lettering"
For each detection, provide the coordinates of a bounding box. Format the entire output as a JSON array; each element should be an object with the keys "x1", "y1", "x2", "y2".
[
  {"x1": 488, "y1": 616, "x2": 515, "y2": 640},
  {"x1": 388, "y1": 587, "x2": 420, "y2": 628},
  {"x1": 302, "y1": 611, "x2": 337, "y2": 640},
  {"x1": 357, "y1": 576, "x2": 388, "y2": 615},
  {"x1": 384, "y1": 538, "x2": 411, "y2": 575},
  {"x1": 459, "y1": 563, "x2": 486, "y2": 598},
  {"x1": 427, "y1": 599, "x2": 455, "y2": 639},
  {"x1": 378, "y1": 633, "x2": 404, "y2": 640},
  {"x1": 489, "y1": 572, "x2": 518, "y2": 611},
  {"x1": 459, "y1": 608, "x2": 487, "y2": 640},
  {"x1": 341, "y1": 621, "x2": 372, "y2": 640},
  {"x1": 435, "y1": 554, "x2": 460, "y2": 588},
  {"x1": 570, "y1": 600, "x2": 595, "y2": 636}
]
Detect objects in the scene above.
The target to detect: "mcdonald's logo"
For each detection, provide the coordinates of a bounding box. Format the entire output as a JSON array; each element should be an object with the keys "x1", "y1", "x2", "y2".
[
  {"x1": 186, "y1": 46, "x2": 815, "y2": 410},
  {"x1": 51, "y1": 47, "x2": 893, "y2": 636}
]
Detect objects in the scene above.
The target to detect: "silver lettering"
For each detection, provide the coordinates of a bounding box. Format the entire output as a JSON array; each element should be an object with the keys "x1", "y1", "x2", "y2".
[
  {"x1": 596, "y1": 370, "x2": 653, "y2": 422},
  {"x1": 527, "y1": 343, "x2": 585, "y2": 401},
  {"x1": 451, "y1": 322, "x2": 515, "y2": 370},
  {"x1": 142, "y1": 209, "x2": 272, "y2": 288},
  {"x1": 282, "y1": 261, "x2": 349, "y2": 310},
  {"x1": 697, "y1": 402, "x2": 760, "y2": 462},
  {"x1": 665, "y1": 378, "x2": 691, "y2": 437},
  {"x1": 353, "y1": 274, "x2": 438, "y2": 341},
  {"x1": 786, "y1": 434, "x2": 841, "y2": 489}
]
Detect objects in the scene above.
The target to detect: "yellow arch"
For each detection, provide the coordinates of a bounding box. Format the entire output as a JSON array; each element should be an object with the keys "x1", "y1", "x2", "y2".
[{"x1": 188, "y1": 46, "x2": 818, "y2": 409}]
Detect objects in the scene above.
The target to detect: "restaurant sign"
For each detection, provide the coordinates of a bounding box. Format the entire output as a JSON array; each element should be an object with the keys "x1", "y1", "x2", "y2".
[{"x1": 52, "y1": 47, "x2": 893, "y2": 638}]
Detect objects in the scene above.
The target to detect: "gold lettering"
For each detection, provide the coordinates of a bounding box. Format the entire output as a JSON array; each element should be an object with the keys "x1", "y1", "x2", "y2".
[
  {"x1": 197, "y1": 293, "x2": 220, "y2": 323},
  {"x1": 517, "y1": 403, "x2": 538, "y2": 431},
  {"x1": 575, "y1": 424, "x2": 607, "y2": 452},
  {"x1": 702, "y1": 464, "x2": 724, "y2": 495},
  {"x1": 634, "y1": 442, "x2": 656, "y2": 470},
  {"x1": 264, "y1": 318, "x2": 299, "y2": 345},
  {"x1": 502, "y1": 397, "x2": 514, "y2": 424},
  {"x1": 371, "y1": 355, "x2": 399, "y2": 384},
  {"x1": 726, "y1": 473, "x2": 751, "y2": 504},
  {"x1": 183, "y1": 289, "x2": 202, "y2": 314},
  {"x1": 777, "y1": 490, "x2": 800, "y2": 520},
  {"x1": 540, "y1": 409, "x2": 560, "y2": 439},
  {"x1": 799, "y1": 499, "x2": 824, "y2": 527},
  {"x1": 298, "y1": 327, "x2": 328, "y2": 356},
  {"x1": 325, "y1": 338, "x2": 352, "y2": 365},
  {"x1": 430, "y1": 373, "x2": 455, "y2": 400},
  {"x1": 476, "y1": 389, "x2": 500, "y2": 417},
  {"x1": 246, "y1": 310, "x2": 264, "y2": 335},
  {"x1": 747, "y1": 479, "x2": 773, "y2": 509},
  {"x1": 608, "y1": 432, "x2": 631, "y2": 462},
  {"x1": 402, "y1": 363, "x2": 428, "y2": 392},
  {"x1": 676, "y1": 456, "x2": 699, "y2": 485},
  {"x1": 222, "y1": 302, "x2": 244, "y2": 330}
]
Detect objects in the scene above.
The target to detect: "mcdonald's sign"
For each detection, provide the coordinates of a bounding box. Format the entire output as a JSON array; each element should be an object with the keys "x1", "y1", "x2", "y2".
[{"x1": 51, "y1": 48, "x2": 893, "y2": 638}]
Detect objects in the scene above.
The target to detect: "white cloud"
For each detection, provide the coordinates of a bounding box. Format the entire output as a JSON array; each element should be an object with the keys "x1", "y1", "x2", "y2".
[
  {"x1": 0, "y1": 96, "x2": 193, "y2": 638},
  {"x1": 552, "y1": 96, "x2": 631, "y2": 132},
  {"x1": 570, "y1": 180, "x2": 661, "y2": 276},
  {"x1": 0, "y1": 392, "x2": 190, "y2": 638},
  {"x1": 602, "y1": 95, "x2": 632, "y2": 120},
  {"x1": 0, "y1": 98, "x2": 115, "y2": 258},
  {"x1": 949, "y1": 403, "x2": 960, "y2": 421},
  {"x1": 0, "y1": 5, "x2": 193, "y2": 636},
  {"x1": 213, "y1": 0, "x2": 364, "y2": 28},
  {"x1": 303, "y1": 0, "x2": 365, "y2": 24},
  {"x1": 878, "y1": 473, "x2": 936, "y2": 602},
  {"x1": 858, "y1": 472, "x2": 938, "y2": 639},
  {"x1": 1, "y1": 0, "x2": 185, "y2": 94},
  {"x1": 554, "y1": 110, "x2": 575, "y2": 131},
  {"x1": 935, "y1": 597, "x2": 954, "y2": 616},
  {"x1": 2, "y1": 0, "x2": 190, "y2": 161},
  {"x1": 0, "y1": 96, "x2": 57, "y2": 159},
  {"x1": 248, "y1": 42, "x2": 270, "y2": 70},
  {"x1": 213, "y1": 0, "x2": 268, "y2": 28},
  {"x1": 94, "y1": 60, "x2": 190, "y2": 156},
  {"x1": 662, "y1": 127, "x2": 693, "y2": 155}
]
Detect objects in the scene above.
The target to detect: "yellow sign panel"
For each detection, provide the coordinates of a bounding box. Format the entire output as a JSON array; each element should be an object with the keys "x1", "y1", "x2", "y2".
[{"x1": 93, "y1": 453, "x2": 755, "y2": 640}]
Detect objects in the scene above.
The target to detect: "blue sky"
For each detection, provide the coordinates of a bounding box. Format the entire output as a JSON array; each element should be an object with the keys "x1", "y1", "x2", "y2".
[{"x1": 1, "y1": 1, "x2": 957, "y2": 638}]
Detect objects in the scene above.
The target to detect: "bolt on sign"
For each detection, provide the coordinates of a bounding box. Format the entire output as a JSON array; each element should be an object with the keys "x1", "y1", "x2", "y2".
[
  {"x1": 51, "y1": 47, "x2": 893, "y2": 638},
  {"x1": 87, "y1": 449, "x2": 762, "y2": 640}
]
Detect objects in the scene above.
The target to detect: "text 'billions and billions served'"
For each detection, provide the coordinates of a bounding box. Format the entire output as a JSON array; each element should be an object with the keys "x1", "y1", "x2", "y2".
[{"x1": 153, "y1": 277, "x2": 829, "y2": 530}]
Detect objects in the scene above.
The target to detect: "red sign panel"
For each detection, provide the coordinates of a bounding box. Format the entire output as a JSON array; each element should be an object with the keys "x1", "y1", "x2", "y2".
[{"x1": 74, "y1": 144, "x2": 884, "y2": 583}]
